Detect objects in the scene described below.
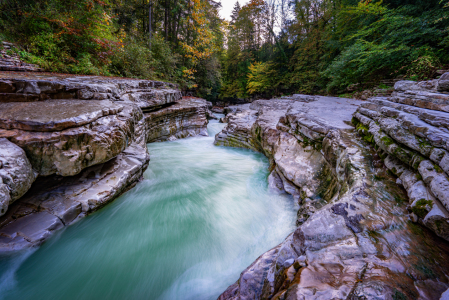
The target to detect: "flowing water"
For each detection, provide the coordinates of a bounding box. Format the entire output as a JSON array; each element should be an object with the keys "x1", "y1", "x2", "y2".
[{"x1": 0, "y1": 117, "x2": 297, "y2": 300}]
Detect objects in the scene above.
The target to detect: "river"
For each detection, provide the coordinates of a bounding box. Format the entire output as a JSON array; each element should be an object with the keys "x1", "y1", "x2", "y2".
[{"x1": 0, "y1": 117, "x2": 297, "y2": 300}]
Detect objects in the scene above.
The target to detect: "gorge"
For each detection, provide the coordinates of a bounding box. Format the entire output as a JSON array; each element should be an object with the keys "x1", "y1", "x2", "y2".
[{"x1": 0, "y1": 70, "x2": 449, "y2": 300}]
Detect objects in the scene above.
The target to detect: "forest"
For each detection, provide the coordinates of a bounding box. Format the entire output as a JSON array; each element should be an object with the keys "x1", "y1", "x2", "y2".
[{"x1": 0, "y1": 0, "x2": 448, "y2": 100}]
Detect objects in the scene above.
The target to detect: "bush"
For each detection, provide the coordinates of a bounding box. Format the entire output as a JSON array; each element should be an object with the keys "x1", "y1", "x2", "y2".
[{"x1": 406, "y1": 55, "x2": 440, "y2": 80}]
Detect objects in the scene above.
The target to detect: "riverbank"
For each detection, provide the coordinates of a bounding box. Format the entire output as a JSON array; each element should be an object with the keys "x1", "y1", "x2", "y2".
[
  {"x1": 0, "y1": 118, "x2": 298, "y2": 300},
  {"x1": 0, "y1": 72, "x2": 211, "y2": 251},
  {"x1": 1, "y1": 70, "x2": 449, "y2": 299},
  {"x1": 216, "y1": 77, "x2": 449, "y2": 299}
]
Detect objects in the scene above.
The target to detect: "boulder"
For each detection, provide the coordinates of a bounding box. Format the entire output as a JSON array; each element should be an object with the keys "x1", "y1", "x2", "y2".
[
  {"x1": 0, "y1": 138, "x2": 37, "y2": 216},
  {"x1": 0, "y1": 100, "x2": 142, "y2": 176}
]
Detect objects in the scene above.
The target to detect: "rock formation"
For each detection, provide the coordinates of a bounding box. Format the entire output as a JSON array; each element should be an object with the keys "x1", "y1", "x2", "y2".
[
  {"x1": 353, "y1": 77, "x2": 449, "y2": 242},
  {"x1": 216, "y1": 90, "x2": 449, "y2": 299},
  {"x1": 0, "y1": 72, "x2": 209, "y2": 251},
  {"x1": 0, "y1": 42, "x2": 42, "y2": 72},
  {"x1": 0, "y1": 138, "x2": 37, "y2": 216},
  {"x1": 145, "y1": 97, "x2": 209, "y2": 143}
]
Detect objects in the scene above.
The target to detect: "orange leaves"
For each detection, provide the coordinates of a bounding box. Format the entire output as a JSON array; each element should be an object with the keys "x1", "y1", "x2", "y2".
[{"x1": 180, "y1": 0, "x2": 222, "y2": 82}]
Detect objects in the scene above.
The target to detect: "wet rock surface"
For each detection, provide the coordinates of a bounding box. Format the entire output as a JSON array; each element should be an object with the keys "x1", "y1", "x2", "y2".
[
  {"x1": 216, "y1": 93, "x2": 449, "y2": 299},
  {"x1": 0, "y1": 139, "x2": 37, "y2": 217},
  {"x1": 353, "y1": 75, "x2": 449, "y2": 242},
  {"x1": 0, "y1": 72, "x2": 208, "y2": 252},
  {"x1": 145, "y1": 97, "x2": 209, "y2": 142}
]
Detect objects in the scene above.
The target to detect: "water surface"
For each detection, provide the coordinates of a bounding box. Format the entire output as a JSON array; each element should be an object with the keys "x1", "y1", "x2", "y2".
[{"x1": 0, "y1": 118, "x2": 296, "y2": 300}]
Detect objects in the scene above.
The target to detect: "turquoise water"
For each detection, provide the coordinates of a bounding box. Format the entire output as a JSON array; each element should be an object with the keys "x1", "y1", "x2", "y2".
[{"x1": 0, "y1": 118, "x2": 297, "y2": 300}]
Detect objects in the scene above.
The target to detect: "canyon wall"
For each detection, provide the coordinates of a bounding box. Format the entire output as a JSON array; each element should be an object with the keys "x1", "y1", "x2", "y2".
[
  {"x1": 216, "y1": 85, "x2": 449, "y2": 299},
  {"x1": 0, "y1": 72, "x2": 209, "y2": 252}
]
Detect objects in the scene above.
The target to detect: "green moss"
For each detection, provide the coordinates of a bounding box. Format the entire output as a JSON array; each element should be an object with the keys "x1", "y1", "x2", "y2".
[
  {"x1": 434, "y1": 164, "x2": 444, "y2": 174},
  {"x1": 316, "y1": 164, "x2": 338, "y2": 201},
  {"x1": 394, "y1": 194, "x2": 406, "y2": 204},
  {"x1": 255, "y1": 126, "x2": 262, "y2": 142},
  {"x1": 435, "y1": 219, "x2": 444, "y2": 231},
  {"x1": 298, "y1": 134, "x2": 323, "y2": 152},
  {"x1": 380, "y1": 136, "x2": 395, "y2": 147},
  {"x1": 356, "y1": 123, "x2": 369, "y2": 132},
  {"x1": 417, "y1": 137, "x2": 432, "y2": 150},
  {"x1": 411, "y1": 199, "x2": 433, "y2": 219},
  {"x1": 363, "y1": 134, "x2": 374, "y2": 143},
  {"x1": 413, "y1": 262, "x2": 436, "y2": 279}
]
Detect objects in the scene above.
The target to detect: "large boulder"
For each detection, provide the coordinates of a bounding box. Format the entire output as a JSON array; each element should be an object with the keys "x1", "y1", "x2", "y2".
[
  {"x1": 0, "y1": 100, "x2": 143, "y2": 177},
  {"x1": 0, "y1": 138, "x2": 37, "y2": 216}
]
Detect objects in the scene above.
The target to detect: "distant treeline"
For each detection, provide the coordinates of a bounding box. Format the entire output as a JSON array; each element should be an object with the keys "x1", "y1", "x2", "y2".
[
  {"x1": 222, "y1": 0, "x2": 449, "y2": 99},
  {"x1": 0, "y1": 0, "x2": 224, "y2": 99},
  {"x1": 0, "y1": 0, "x2": 448, "y2": 100}
]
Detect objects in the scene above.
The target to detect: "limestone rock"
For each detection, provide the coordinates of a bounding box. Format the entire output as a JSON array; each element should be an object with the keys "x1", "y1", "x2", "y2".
[
  {"x1": 353, "y1": 78, "x2": 449, "y2": 244},
  {"x1": 0, "y1": 143, "x2": 149, "y2": 252},
  {"x1": 0, "y1": 101, "x2": 141, "y2": 177},
  {"x1": 217, "y1": 94, "x2": 449, "y2": 300},
  {"x1": 0, "y1": 42, "x2": 42, "y2": 72},
  {"x1": 145, "y1": 97, "x2": 209, "y2": 143},
  {"x1": 0, "y1": 138, "x2": 37, "y2": 216},
  {"x1": 0, "y1": 72, "x2": 181, "y2": 108},
  {"x1": 391, "y1": 78, "x2": 449, "y2": 113}
]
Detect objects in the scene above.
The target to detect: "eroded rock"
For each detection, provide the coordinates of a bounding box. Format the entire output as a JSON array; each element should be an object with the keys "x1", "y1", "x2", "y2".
[
  {"x1": 0, "y1": 144, "x2": 149, "y2": 252},
  {"x1": 216, "y1": 94, "x2": 449, "y2": 300},
  {"x1": 0, "y1": 72, "x2": 210, "y2": 252},
  {"x1": 0, "y1": 138, "x2": 37, "y2": 217},
  {"x1": 0, "y1": 102, "x2": 141, "y2": 176},
  {"x1": 145, "y1": 97, "x2": 209, "y2": 142}
]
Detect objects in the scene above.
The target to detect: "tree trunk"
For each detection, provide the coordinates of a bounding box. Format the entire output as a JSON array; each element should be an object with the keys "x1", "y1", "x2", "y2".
[
  {"x1": 165, "y1": 0, "x2": 169, "y2": 41},
  {"x1": 149, "y1": 0, "x2": 153, "y2": 49},
  {"x1": 171, "y1": 0, "x2": 178, "y2": 45}
]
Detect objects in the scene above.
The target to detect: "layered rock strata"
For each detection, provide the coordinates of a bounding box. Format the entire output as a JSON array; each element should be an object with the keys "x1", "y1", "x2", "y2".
[
  {"x1": 352, "y1": 76, "x2": 449, "y2": 242},
  {"x1": 0, "y1": 42, "x2": 42, "y2": 72},
  {"x1": 216, "y1": 96, "x2": 449, "y2": 299},
  {"x1": 0, "y1": 99, "x2": 142, "y2": 177},
  {"x1": 0, "y1": 72, "x2": 181, "y2": 105},
  {"x1": 145, "y1": 97, "x2": 209, "y2": 142},
  {"x1": 0, "y1": 73, "x2": 208, "y2": 251}
]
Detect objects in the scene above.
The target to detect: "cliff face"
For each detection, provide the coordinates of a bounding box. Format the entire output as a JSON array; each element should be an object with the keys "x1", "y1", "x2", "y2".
[
  {"x1": 0, "y1": 72, "x2": 208, "y2": 252},
  {"x1": 145, "y1": 97, "x2": 209, "y2": 143},
  {"x1": 216, "y1": 92, "x2": 449, "y2": 299},
  {"x1": 353, "y1": 77, "x2": 449, "y2": 242}
]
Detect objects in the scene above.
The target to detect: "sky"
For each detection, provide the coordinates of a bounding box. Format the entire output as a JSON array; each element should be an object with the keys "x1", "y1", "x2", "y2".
[{"x1": 220, "y1": 0, "x2": 250, "y2": 20}]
